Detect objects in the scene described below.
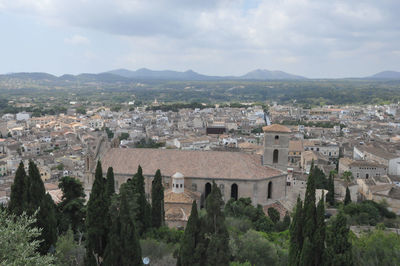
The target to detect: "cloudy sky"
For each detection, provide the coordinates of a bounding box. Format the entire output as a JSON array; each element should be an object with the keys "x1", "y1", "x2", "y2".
[{"x1": 0, "y1": 0, "x2": 399, "y2": 78}]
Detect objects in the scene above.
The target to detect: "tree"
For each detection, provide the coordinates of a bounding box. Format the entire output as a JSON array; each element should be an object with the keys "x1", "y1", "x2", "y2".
[
  {"x1": 344, "y1": 187, "x2": 352, "y2": 205},
  {"x1": 289, "y1": 196, "x2": 303, "y2": 266},
  {"x1": 55, "y1": 228, "x2": 85, "y2": 266},
  {"x1": 104, "y1": 195, "x2": 123, "y2": 266},
  {"x1": 315, "y1": 195, "x2": 326, "y2": 266},
  {"x1": 120, "y1": 192, "x2": 142, "y2": 265},
  {"x1": 204, "y1": 182, "x2": 230, "y2": 266},
  {"x1": 326, "y1": 171, "x2": 335, "y2": 206},
  {"x1": 178, "y1": 201, "x2": 202, "y2": 266},
  {"x1": 85, "y1": 161, "x2": 109, "y2": 265},
  {"x1": 58, "y1": 176, "x2": 86, "y2": 234},
  {"x1": 303, "y1": 168, "x2": 316, "y2": 241},
  {"x1": 9, "y1": 161, "x2": 27, "y2": 216},
  {"x1": 268, "y1": 207, "x2": 280, "y2": 224},
  {"x1": 26, "y1": 160, "x2": 46, "y2": 214},
  {"x1": 0, "y1": 209, "x2": 54, "y2": 265},
  {"x1": 133, "y1": 165, "x2": 151, "y2": 235},
  {"x1": 342, "y1": 171, "x2": 353, "y2": 183},
  {"x1": 151, "y1": 169, "x2": 164, "y2": 228},
  {"x1": 325, "y1": 212, "x2": 353, "y2": 266},
  {"x1": 299, "y1": 237, "x2": 314, "y2": 266},
  {"x1": 106, "y1": 167, "x2": 115, "y2": 199},
  {"x1": 37, "y1": 193, "x2": 58, "y2": 254}
]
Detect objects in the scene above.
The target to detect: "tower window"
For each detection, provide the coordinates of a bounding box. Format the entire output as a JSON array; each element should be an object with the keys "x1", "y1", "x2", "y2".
[
  {"x1": 273, "y1": 149, "x2": 279, "y2": 164},
  {"x1": 274, "y1": 135, "x2": 279, "y2": 145}
]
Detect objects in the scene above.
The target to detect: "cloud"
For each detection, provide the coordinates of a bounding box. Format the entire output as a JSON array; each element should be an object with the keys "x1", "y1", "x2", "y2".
[{"x1": 64, "y1": 35, "x2": 90, "y2": 45}]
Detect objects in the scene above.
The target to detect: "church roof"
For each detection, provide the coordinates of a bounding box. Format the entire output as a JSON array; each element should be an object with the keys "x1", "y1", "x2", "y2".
[
  {"x1": 262, "y1": 124, "x2": 291, "y2": 133},
  {"x1": 100, "y1": 148, "x2": 284, "y2": 180}
]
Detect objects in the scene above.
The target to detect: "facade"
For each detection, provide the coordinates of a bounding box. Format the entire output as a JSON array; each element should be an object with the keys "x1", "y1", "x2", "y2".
[
  {"x1": 354, "y1": 145, "x2": 400, "y2": 176},
  {"x1": 339, "y1": 158, "x2": 387, "y2": 179}
]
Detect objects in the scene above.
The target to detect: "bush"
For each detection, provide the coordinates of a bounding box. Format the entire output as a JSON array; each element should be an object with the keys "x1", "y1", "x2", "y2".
[
  {"x1": 343, "y1": 201, "x2": 396, "y2": 226},
  {"x1": 145, "y1": 226, "x2": 184, "y2": 244},
  {"x1": 140, "y1": 238, "x2": 177, "y2": 265}
]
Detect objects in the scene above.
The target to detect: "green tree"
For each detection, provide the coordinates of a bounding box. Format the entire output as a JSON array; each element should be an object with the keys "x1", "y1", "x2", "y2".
[
  {"x1": 133, "y1": 165, "x2": 151, "y2": 235},
  {"x1": 315, "y1": 195, "x2": 326, "y2": 266},
  {"x1": 37, "y1": 193, "x2": 58, "y2": 254},
  {"x1": 344, "y1": 187, "x2": 352, "y2": 205},
  {"x1": 120, "y1": 192, "x2": 142, "y2": 265},
  {"x1": 267, "y1": 207, "x2": 280, "y2": 224},
  {"x1": 204, "y1": 182, "x2": 230, "y2": 266},
  {"x1": 327, "y1": 171, "x2": 335, "y2": 206},
  {"x1": 178, "y1": 201, "x2": 202, "y2": 266},
  {"x1": 55, "y1": 228, "x2": 85, "y2": 266},
  {"x1": 106, "y1": 167, "x2": 115, "y2": 199},
  {"x1": 303, "y1": 168, "x2": 316, "y2": 241},
  {"x1": 85, "y1": 161, "x2": 108, "y2": 265},
  {"x1": 299, "y1": 237, "x2": 314, "y2": 266},
  {"x1": 104, "y1": 194, "x2": 123, "y2": 266},
  {"x1": 58, "y1": 176, "x2": 86, "y2": 234},
  {"x1": 151, "y1": 169, "x2": 164, "y2": 228},
  {"x1": 9, "y1": 161, "x2": 28, "y2": 215},
  {"x1": 289, "y1": 196, "x2": 303, "y2": 266},
  {"x1": 0, "y1": 209, "x2": 54, "y2": 265},
  {"x1": 26, "y1": 160, "x2": 46, "y2": 214},
  {"x1": 325, "y1": 212, "x2": 353, "y2": 266}
]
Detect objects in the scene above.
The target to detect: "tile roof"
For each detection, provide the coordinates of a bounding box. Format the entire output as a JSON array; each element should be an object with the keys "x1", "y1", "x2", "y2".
[
  {"x1": 262, "y1": 124, "x2": 291, "y2": 133},
  {"x1": 100, "y1": 148, "x2": 284, "y2": 180}
]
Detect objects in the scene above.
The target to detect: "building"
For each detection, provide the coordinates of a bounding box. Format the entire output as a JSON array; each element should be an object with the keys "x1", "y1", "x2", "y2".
[
  {"x1": 339, "y1": 158, "x2": 387, "y2": 179},
  {"x1": 354, "y1": 145, "x2": 400, "y2": 176},
  {"x1": 262, "y1": 124, "x2": 290, "y2": 171}
]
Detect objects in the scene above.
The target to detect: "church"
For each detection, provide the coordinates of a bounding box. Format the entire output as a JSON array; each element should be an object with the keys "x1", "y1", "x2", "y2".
[{"x1": 84, "y1": 124, "x2": 291, "y2": 226}]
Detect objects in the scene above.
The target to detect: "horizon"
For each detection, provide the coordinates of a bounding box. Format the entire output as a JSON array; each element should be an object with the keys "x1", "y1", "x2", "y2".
[{"x1": 0, "y1": 1, "x2": 399, "y2": 79}]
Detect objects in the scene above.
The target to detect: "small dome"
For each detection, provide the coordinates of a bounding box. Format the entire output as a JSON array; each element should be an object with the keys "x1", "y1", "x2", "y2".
[
  {"x1": 262, "y1": 124, "x2": 291, "y2": 133},
  {"x1": 172, "y1": 172, "x2": 184, "y2": 179}
]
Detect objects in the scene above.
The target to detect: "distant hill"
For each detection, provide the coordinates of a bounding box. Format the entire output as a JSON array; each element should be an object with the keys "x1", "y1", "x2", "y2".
[
  {"x1": 367, "y1": 71, "x2": 400, "y2": 80},
  {"x1": 239, "y1": 69, "x2": 306, "y2": 80},
  {"x1": 0, "y1": 72, "x2": 58, "y2": 81},
  {"x1": 106, "y1": 68, "x2": 215, "y2": 80}
]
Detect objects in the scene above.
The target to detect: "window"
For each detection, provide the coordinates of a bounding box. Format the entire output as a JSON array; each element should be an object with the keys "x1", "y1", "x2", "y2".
[
  {"x1": 231, "y1": 184, "x2": 238, "y2": 200},
  {"x1": 273, "y1": 149, "x2": 279, "y2": 164},
  {"x1": 274, "y1": 135, "x2": 279, "y2": 145},
  {"x1": 267, "y1": 181, "x2": 272, "y2": 199},
  {"x1": 205, "y1": 183, "x2": 212, "y2": 199}
]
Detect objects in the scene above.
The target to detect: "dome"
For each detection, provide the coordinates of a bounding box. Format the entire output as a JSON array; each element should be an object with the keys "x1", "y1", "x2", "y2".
[{"x1": 172, "y1": 172, "x2": 184, "y2": 179}]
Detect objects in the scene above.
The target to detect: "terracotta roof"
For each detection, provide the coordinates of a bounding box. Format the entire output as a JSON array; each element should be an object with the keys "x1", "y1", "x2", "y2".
[
  {"x1": 100, "y1": 148, "x2": 284, "y2": 180},
  {"x1": 262, "y1": 124, "x2": 291, "y2": 133},
  {"x1": 289, "y1": 140, "x2": 303, "y2": 152},
  {"x1": 164, "y1": 189, "x2": 201, "y2": 204}
]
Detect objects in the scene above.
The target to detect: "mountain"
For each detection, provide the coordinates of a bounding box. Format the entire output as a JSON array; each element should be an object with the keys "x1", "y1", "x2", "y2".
[
  {"x1": 106, "y1": 68, "x2": 215, "y2": 80},
  {"x1": 239, "y1": 69, "x2": 306, "y2": 80},
  {"x1": 367, "y1": 71, "x2": 400, "y2": 80},
  {"x1": 0, "y1": 72, "x2": 58, "y2": 81}
]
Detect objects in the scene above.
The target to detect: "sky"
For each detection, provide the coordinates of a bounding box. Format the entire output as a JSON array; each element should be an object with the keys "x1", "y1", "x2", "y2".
[{"x1": 0, "y1": 0, "x2": 399, "y2": 78}]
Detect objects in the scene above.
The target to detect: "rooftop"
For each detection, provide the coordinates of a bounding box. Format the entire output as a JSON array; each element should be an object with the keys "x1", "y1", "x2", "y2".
[{"x1": 262, "y1": 124, "x2": 291, "y2": 133}]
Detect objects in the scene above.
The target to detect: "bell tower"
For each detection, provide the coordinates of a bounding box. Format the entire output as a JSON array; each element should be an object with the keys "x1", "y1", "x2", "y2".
[{"x1": 262, "y1": 124, "x2": 290, "y2": 171}]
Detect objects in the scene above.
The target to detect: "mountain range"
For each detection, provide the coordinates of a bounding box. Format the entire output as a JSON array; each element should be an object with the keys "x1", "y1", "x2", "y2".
[{"x1": 1, "y1": 69, "x2": 400, "y2": 82}]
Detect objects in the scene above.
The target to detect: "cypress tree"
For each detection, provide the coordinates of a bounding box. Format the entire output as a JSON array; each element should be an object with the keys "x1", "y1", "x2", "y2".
[
  {"x1": 151, "y1": 169, "x2": 164, "y2": 228},
  {"x1": 289, "y1": 196, "x2": 303, "y2": 266},
  {"x1": 179, "y1": 201, "x2": 201, "y2": 266},
  {"x1": 204, "y1": 182, "x2": 230, "y2": 266},
  {"x1": 133, "y1": 165, "x2": 151, "y2": 235},
  {"x1": 9, "y1": 161, "x2": 27, "y2": 215},
  {"x1": 104, "y1": 195, "x2": 123, "y2": 266},
  {"x1": 344, "y1": 186, "x2": 351, "y2": 205},
  {"x1": 303, "y1": 169, "x2": 316, "y2": 241},
  {"x1": 85, "y1": 161, "x2": 108, "y2": 265},
  {"x1": 37, "y1": 193, "x2": 58, "y2": 254},
  {"x1": 325, "y1": 212, "x2": 353, "y2": 266},
  {"x1": 315, "y1": 194, "x2": 326, "y2": 266},
  {"x1": 120, "y1": 192, "x2": 142, "y2": 266},
  {"x1": 326, "y1": 171, "x2": 335, "y2": 206},
  {"x1": 299, "y1": 237, "x2": 314, "y2": 266},
  {"x1": 26, "y1": 160, "x2": 46, "y2": 214},
  {"x1": 106, "y1": 167, "x2": 115, "y2": 199}
]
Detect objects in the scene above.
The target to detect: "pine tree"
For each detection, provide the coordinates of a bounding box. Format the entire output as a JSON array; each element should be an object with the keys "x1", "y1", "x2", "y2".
[
  {"x1": 289, "y1": 196, "x2": 303, "y2": 266},
  {"x1": 151, "y1": 169, "x2": 164, "y2": 228},
  {"x1": 325, "y1": 212, "x2": 353, "y2": 266},
  {"x1": 315, "y1": 194, "x2": 326, "y2": 266},
  {"x1": 344, "y1": 186, "x2": 351, "y2": 205},
  {"x1": 133, "y1": 165, "x2": 151, "y2": 235},
  {"x1": 179, "y1": 201, "x2": 202, "y2": 266},
  {"x1": 9, "y1": 161, "x2": 27, "y2": 216},
  {"x1": 326, "y1": 171, "x2": 335, "y2": 206},
  {"x1": 106, "y1": 167, "x2": 115, "y2": 199},
  {"x1": 120, "y1": 192, "x2": 142, "y2": 266},
  {"x1": 37, "y1": 193, "x2": 58, "y2": 254},
  {"x1": 303, "y1": 169, "x2": 316, "y2": 241},
  {"x1": 204, "y1": 182, "x2": 230, "y2": 266},
  {"x1": 85, "y1": 161, "x2": 109, "y2": 265}
]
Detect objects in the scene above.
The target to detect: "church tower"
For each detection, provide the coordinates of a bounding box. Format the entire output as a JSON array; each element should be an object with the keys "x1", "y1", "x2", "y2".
[{"x1": 262, "y1": 124, "x2": 290, "y2": 171}]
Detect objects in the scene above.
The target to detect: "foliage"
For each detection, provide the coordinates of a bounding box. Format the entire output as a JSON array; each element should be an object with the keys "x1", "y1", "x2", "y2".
[
  {"x1": 119, "y1": 132, "x2": 129, "y2": 141},
  {"x1": 342, "y1": 200, "x2": 396, "y2": 226},
  {"x1": 268, "y1": 207, "x2": 280, "y2": 224},
  {"x1": 131, "y1": 165, "x2": 151, "y2": 235},
  {"x1": 289, "y1": 197, "x2": 303, "y2": 266},
  {"x1": 55, "y1": 228, "x2": 85, "y2": 266},
  {"x1": 326, "y1": 171, "x2": 335, "y2": 206},
  {"x1": 0, "y1": 209, "x2": 54, "y2": 265},
  {"x1": 105, "y1": 127, "x2": 114, "y2": 139},
  {"x1": 9, "y1": 161, "x2": 28, "y2": 216},
  {"x1": 344, "y1": 187, "x2": 352, "y2": 205},
  {"x1": 352, "y1": 229, "x2": 400, "y2": 266},
  {"x1": 134, "y1": 138, "x2": 165, "y2": 148},
  {"x1": 151, "y1": 169, "x2": 165, "y2": 228},
  {"x1": 140, "y1": 239, "x2": 177, "y2": 265}
]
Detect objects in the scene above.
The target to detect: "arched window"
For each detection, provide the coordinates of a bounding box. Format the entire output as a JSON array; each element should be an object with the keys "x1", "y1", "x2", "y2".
[
  {"x1": 205, "y1": 182, "x2": 212, "y2": 199},
  {"x1": 231, "y1": 183, "x2": 238, "y2": 200},
  {"x1": 273, "y1": 149, "x2": 279, "y2": 164},
  {"x1": 267, "y1": 181, "x2": 272, "y2": 199},
  {"x1": 274, "y1": 135, "x2": 279, "y2": 145}
]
